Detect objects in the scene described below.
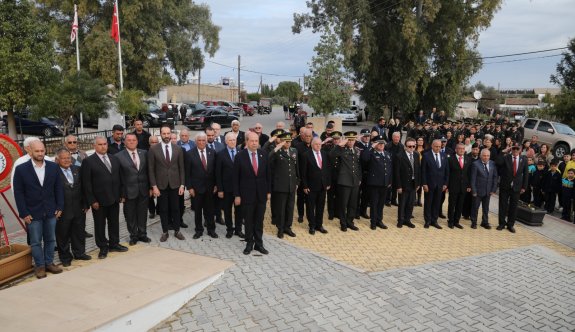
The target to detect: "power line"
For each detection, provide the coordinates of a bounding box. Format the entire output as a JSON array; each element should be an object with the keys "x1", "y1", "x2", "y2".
[
  {"x1": 483, "y1": 53, "x2": 563, "y2": 65},
  {"x1": 480, "y1": 47, "x2": 567, "y2": 59}
]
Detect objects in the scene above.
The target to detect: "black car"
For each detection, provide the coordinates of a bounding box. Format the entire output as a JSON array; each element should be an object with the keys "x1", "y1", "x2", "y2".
[
  {"x1": 184, "y1": 108, "x2": 239, "y2": 129},
  {"x1": 2, "y1": 111, "x2": 69, "y2": 137}
]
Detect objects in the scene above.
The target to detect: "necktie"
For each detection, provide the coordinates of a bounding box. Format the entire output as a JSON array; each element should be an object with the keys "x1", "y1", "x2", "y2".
[
  {"x1": 409, "y1": 153, "x2": 415, "y2": 179},
  {"x1": 484, "y1": 162, "x2": 489, "y2": 174},
  {"x1": 316, "y1": 151, "x2": 322, "y2": 169},
  {"x1": 132, "y1": 151, "x2": 138, "y2": 170},
  {"x1": 459, "y1": 156, "x2": 463, "y2": 169},
  {"x1": 513, "y1": 157, "x2": 517, "y2": 176},
  {"x1": 251, "y1": 152, "x2": 258, "y2": 175},
  {"x1": 165, "y1": 144, "x2": 170, "y2": 163},
  {"x1": 102, "y1": 155, "x2": 112, "y2": 173},
  {"x1": 435, "y1": 153, "x2": 440, "y2": 168},
  {"x1": 209, "y1": 143, "x2": 214, "y2": 150},
  {"x1": 65, "y1": 168, "x2": 74, "y2": 184},
  {"x1": 200, "y1": 149, "x2": 207, "y2": 170},
  {"x1": 231, "y1": 149, "x2": 235, "y2": 161}
]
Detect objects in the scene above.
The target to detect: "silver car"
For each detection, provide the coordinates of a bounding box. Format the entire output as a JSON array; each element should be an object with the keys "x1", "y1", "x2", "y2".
[
  {"x1": 331, "y1": 109, "x2": 358, "y2": 125},
  {"x1": 522, "y1": 118, "x2": 575, "y2": 158}
]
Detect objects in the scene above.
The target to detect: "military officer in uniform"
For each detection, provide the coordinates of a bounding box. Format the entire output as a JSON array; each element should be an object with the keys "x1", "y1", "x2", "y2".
[
  {"x1": 355, "y1": 129, "x2": 372, "y2": 219},
  {"x1": 324, "y1": 131, "x2": 342, "y2": 220},
  {"x1": 360, "y1": 135, "x2": 393, "y2": 230},
  {"x1": 262, "y1": 129, "x2": 285, "y2": 153},
  {"x1": 269, "y1": 133, "x2": 300, "y2": 238},
  {"x1": 330, "y1": 131, "x2": 362, "y2": 232}
]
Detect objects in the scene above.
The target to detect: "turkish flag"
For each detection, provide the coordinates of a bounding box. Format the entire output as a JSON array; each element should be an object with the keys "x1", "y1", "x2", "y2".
[{"x1": 110, "y1": 3, "x2": 119, "y2": 43}]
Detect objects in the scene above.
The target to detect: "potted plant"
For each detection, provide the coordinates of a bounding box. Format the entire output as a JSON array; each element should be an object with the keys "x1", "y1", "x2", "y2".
[
  {"x1": 0, "y1": 225, "x2": 34, "y2": 285},
  {"x1": 516, "y1": 201, "x2": 546, "y2": 226}
]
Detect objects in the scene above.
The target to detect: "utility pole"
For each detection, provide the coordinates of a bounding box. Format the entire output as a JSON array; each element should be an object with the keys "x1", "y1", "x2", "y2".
[
  {"x1": 197, "y1": 68, "x2": 201, "y2": 103},
  {"x1": 237, "y1": 55, "x2": 241, "y2": 103}
]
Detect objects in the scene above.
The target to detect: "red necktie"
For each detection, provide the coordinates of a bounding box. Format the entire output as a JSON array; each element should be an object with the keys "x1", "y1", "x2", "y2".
[
  {"x1": 513, "y1": 157, "x2": 517, "y2": 177},
  {"x1": 165, "y1": 145, "x2": 170, "y2": 163},
  {"x1": 316, "y1": 151, "x2": 322, "y2": 169},
  {"x1": 459, "y1": 155, "x2": 463, "y2": 169},
  {"x1": 251, "y1": 152, "x2": 258, "y2": 175},
  {"x1": 200, "y1": 150, "x2": 207, "y2": 170}
]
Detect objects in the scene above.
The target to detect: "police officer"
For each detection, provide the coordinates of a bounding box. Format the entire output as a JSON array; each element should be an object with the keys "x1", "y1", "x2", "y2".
[
  {"x1": 330, "y1": 131, "x2": 362, "y2": 232},
  {"x1": 269, "y1": 132, "x2": 300, "y2": 238},
  {"x1": 361, "y1": 135, "x2": 393, "y2": 230},
  {"x1": 324, "y1": 131, "x2": 342, "y2": 220}
]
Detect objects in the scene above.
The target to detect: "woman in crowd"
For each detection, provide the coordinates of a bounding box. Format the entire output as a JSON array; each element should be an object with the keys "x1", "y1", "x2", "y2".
[
  {"x1": 521, "y1": 140, "x2": 536, "y2": 159},
  {"x1": 536, "y1": 144, "x2": 554, "y2": 165}
]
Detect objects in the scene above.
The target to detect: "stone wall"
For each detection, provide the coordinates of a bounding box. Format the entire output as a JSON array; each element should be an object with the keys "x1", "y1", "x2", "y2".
[{"x1": 165, "y1": 84, "x2": 240, "y2": 104}]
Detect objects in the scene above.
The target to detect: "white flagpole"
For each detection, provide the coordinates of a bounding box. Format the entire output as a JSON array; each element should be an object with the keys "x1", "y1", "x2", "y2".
[
  {"x1": 74, "y1": 4, "x2": 84, "y2": 133},
  {"x1": 115, "y1": 0, "x2": 124, "y2": 92}
]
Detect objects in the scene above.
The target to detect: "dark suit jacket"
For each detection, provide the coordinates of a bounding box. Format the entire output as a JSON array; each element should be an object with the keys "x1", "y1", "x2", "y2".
[
  {"x1": 107, "y1": 137, "x2": 125, "y2": 155},
  {"x1": 215, "y1": 148, "x2": 237, "y2": 193},
  {"x1": 58, "y1": 165, "x2": 86, "y2": 220},
  {"x1": 393, "y1": 151, "x2": 421, "y2": 190},
  {"x1": 117, "y1": 149, "x2": 149, "y2": 199},
  {"x1": 148, "y1": 142, "x2": 185, "y2": 190},
  {"x1": 447, "y1": 154, "x2": 471, "y2": 194},
  {"x1": 421, "y1": 150, "x2": 449, "y2": 188},
  {"x1": 185, "y1": 147, "x2": 216, "y2": 194},
  {"x1": 13, "y1": 160, "x2": 64, "y2": 220},
  {"x1": 330, "y1": 146, "x2": 362, "y2": 187},
  {"x1": 496, "y1": 154, "x2": 529, "y2": 192},
  {"x1": 233, "y1": 148, "x2": 271, "y2": 204},
  {"x1": 82, "y1": 153, "x2": 121, "y2": 206},
  {"x1": 470, "y1": 159, "x2": 498, "y2": 196},
  {"x1": 300, "y1": 149, "x2": 331, "y2": 191},
  {"x1": 361, "y1": 148, "x2": 393, "y2": 187},
  {"x1": 207, "y1": 141, "x2": 225, "y2": 153}
]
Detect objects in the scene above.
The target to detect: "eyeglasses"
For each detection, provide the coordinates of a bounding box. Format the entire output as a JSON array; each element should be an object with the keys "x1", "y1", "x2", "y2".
[
  {"x1": 406, "y1": 145, "x2": 416, "y2": 148},
  {"x1": 254, "y1": 127, "x2": 262, "y2": 129},
  {"x1": 67, "y1": 141, "x2": 77, "y2": 144}
]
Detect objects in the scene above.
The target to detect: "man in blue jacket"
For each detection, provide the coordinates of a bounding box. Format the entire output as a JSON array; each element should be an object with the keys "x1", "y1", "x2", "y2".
[{"x1": 13, "y1": 140, "x2": 64, "y2": 279}]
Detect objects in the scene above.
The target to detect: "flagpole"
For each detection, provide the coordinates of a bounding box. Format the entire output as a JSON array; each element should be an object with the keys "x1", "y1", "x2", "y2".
[
  {"x1": 115, "y1": 0, "x2": 124, "y2": 92},
  {"x1": 74, "y1": 4, "x2": 84, "y2": 133}
]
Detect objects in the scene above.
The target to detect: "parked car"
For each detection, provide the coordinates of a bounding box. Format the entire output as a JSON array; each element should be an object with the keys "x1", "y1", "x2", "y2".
[
  {"x1": 184, "y1": 103, "x2": 208, "y2": 117},
  {"x1": 350, "y1": 105, "x2": 366, "y2": 122},
  {"x1": 2, "y1": 110, "x2": 71, "y2": 137},
  {"x1": 522, "y1": 117, "x2": 575, "y2": 158},
  {"x1": 237, "y1": 102, "x2": 255, "y2": 116},
  {"x1": 201, "y1": 100, "x2": 241, "y2": 114},
  {"x1": 331, "y1": 109, "x2": 358, "y2": 125},
  {"x1": 183, "y1": 108, "x2": 239, "y2": 129}
]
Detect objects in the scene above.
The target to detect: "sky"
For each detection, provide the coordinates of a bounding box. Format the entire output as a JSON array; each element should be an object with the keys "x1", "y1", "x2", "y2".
[{"x1": 198, "y1": 0, "x2": 575, "y2": 92}]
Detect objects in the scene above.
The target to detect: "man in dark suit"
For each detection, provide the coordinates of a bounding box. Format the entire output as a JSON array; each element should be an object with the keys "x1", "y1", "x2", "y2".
[
  {"x1": 82, "y1": 136, "x2": 128, "y2": 259},
  {"x1": 54, "y1": 148, "x2": 90, "y2": 267},
  {"x1": 13, "y1": 141, "x2": 64, "y2": 278},
  {"x1": 216, "y1": 133, "x2": 243, "y2": 239},
  {"x1": 446, "y1": 143, "x2": 472, "y2": 229},
  {"x1": 421, "y1": 139, "x2": 449, "y2": 229},
  {"x1": 226, "y1": 120, "x2": 245, "y2": 148},
  {"x1": 361, "y1": 135, "x2": 393, "y2": 230},
  {"x1": 301, "y1": 137, "x2": 331, "y2": 235},
  {"x1": 470, "y1": 149, "x2": 498, "y2": 228},
  {"x1": 330, "y1": 131, "x2": 362, "y2": 232},
  {"x1": 206, "y1": 126, "x2": 225, "y2": 153},
  {"x1": 269, "y1": 133, "x2": 299, "y2": 238},
  {"x1": 107, "y1": 124, "x2": 125, "y2": 155},
  {"x1": 148, "y1": 125, "x2": 186, "y2": 242},
  {"x1": 496, "y1": 143, "x2": 529, "y2": 233},
  {"x1": 117, "y1": 133, "x2": 150, "y2": 246},
  {"x1": 233, "y1": 131, "x2": 271, "y2": 255},
  {"x1": 148, "y1": 135, "x2": 159, "y2": 218},
  {"x1": 186, "y1": 132, "x2": 218, "y2": 239},
  {"x1": 394, "y1": 137, "x2": 420, "y2": 228},
  {"x1": 385, "y1": 131, "x2": 404, "y2": 206}
]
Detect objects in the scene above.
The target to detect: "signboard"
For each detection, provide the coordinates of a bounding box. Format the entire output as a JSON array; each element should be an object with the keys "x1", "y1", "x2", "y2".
[{"x1": 0, "y1": 134, "x2": 24, "y2": 193}]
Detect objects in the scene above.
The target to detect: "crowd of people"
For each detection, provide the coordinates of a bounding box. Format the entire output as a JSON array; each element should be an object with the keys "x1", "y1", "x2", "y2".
[{"x1": 11, "y1": 109, "x2": 575, "y2": 279}]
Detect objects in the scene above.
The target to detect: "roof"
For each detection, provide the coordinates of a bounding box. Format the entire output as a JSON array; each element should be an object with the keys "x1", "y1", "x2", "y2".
[
  {"x1": 533, "y1": 88, "x2": 561, "y2": 96},
  {"x1": 504, "y1": 98, "x2": 540, "y2": 106}
]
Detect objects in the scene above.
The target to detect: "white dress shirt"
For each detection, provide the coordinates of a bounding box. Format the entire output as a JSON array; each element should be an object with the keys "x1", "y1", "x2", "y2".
[{"x1": 33, "y1": 160, "x2": 46, "y2": 186}]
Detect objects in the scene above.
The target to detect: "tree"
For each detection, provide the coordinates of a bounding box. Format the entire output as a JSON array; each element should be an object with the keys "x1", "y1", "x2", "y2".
[
  {"x1": 293, "y1": 0, "x2": 501, "y2": 117},
  {"x1": 550, "y1": 38, "x2": 575, "y2": 127},
  {"x1": 116, "y1": 89, "x2": 147, "y2": 126},
  {"x1": 0, "y1": 0, "x2": 55, "y2": 139},
  {"x1": 30, "y1": 72, "x2": 110, "y2": 135},
  {"x1": 36, "y1": 1, "x2": 220, "y2": 94},
  {"x1": 306, "y1": 28, "x2": 352, "y2": 116},
  {"x1": 274, "y1": 81, "x2": 301, "y2": 102}
]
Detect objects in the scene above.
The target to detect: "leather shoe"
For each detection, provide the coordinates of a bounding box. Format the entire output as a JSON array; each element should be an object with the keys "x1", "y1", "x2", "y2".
[
  {"x1": 285, "y1": 229, "x2": 296, "y2": 237},
  {"x1": 297, "y1": 217, "x2": 304, "y2": 223},
  {"x1": 129, "y1": 239, "x2": 138, "y2": 246},
  {"x1": 385, "y1": 203, "x2": 391, "y2": 207},
  {"x1": 208, "y1": 231, "x2": 219, "y2": 239},
  {"x1": 98, "y1": 249, "x2": 108, "y2": 259},
  {"x1": 85, "y1": 231, "x2": 93, "y2": 238},
  {"x1": 328, "y1": 215, "x2": 334, "y2": 220},
  {"x1": 397, "y1": 223, "x2": 403, "y2": 228},
  {"x1": 439, "y1": 214, "x2": 447, "y2": 219},
  {"x1": 471, "y1": 223, "x2": 477, "y2": 229},
  {"x1": 507, "y1": 226, "x2": 516, "y2": 233},
  {"x1": 376, "y1": 222, "x2": 388, "y2": 229},
  {"x1": 370, "y1": 225, "x2": 376, "y2": 230},
  {"x1": 35, "y1": 267, "x2": 46, "y2": 279},
  {"x1": 174, "y1": 231, "x2": 186, "y2": 240},
  {"x1": 405, "y1": 222, "x2": 416, "y2": 228},
  {"x1": 349, "y1": 225, "x2": 359, "y2": 231},
  {"x1": 216, "y1": 220, "x2": 225, "y2": 225},
  {"x1": 62, "y1": 261, "x2": 71, "y2": 267},
  {"x1": 496, "y1": 225, "x2": 505, "y2": 231},
  {"x1": 354, "y1": 215, "x2": 360, "y2": 220},
  {"x1": 234, "y1": 231, "x2": 245, "y2": 238},
  {"x1": 254, "y1": 246, "x2": 269, "y2": 255},
  {"x1": 277, "y1": 232, "x2": 284, "y2": 239},
  {"x1": 481, "y1": 224, "x2": 492, "y2": 230},
  {"x1": 109, "y1": 244, "x2": 128, "y2": 252},
  {"x1": 454, "y1": 224, "x2": 464, "y2": 229},
  {"x1": 340, "y1": 226, "x2": 347, "y2": 232},
  {"x1": 148, "y1": 213, "x2": 156, "y2": 219},
  {"x1": 46, "y1": 264, "x2": 63, "y2": 274},
  {"x1": 180, "y1": 222, "x2": 189, "y2": 228},
  {"x1": 139, "y1": 236, "x2": 152, "y2": 243},
  {"x1": 448, "y1": 224, "x2": 454, "y2": 229},
  {"x1": 316, "y1": 227, "x2": 328, "y2": 234},
  {"x1": 361, "y1": 214, "x2": 370, "y2": 219},
  {"x1": 243, "y1": 246, "x2": 252, "y2": 255},
  {"x1": 424, "y1": 224, "x2": 430, "y2": 229},
  {"x1": 431, "y1": 224, "x2": 443, "y2": 229},
  {"x1": 74, "y1": 254, "x2": 92, "y2": 261},
  {"x1": 309, "y1": 229, "x2": 316, "y2": 235},
  {"x1": 193, "y1": 232, "x2": 203, "y2": 239},
  {"x1": 226, "y1": 231, "x2": 233, "y2": 239},
  {"x1": 160, "y1": 232, "x2": 169, "y2": 242}
]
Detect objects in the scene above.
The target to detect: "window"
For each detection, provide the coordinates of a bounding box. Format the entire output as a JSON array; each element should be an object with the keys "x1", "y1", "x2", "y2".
[
  {"x1": 524, "y1": 119, "x2": 537, "y2": 129},
  {"x1": 537, "y1": 121, "x2": 553, "y2": 133}
]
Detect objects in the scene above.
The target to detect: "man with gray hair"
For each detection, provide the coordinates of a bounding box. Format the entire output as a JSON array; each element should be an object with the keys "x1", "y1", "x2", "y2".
[
  {"x1": 11, "y1": 136, "x2": 41, "y2": 190},
  {"x1": 225, "y1": 119, "x2": 245, "y2": 148},
  {"x1": 469, "y1": 149, "x2": 498, "y2": 229}
]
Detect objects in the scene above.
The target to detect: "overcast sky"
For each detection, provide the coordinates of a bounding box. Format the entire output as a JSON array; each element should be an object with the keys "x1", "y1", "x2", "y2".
[{"x1": 198, "y1": 0, "x2": 575, "y2": 92}]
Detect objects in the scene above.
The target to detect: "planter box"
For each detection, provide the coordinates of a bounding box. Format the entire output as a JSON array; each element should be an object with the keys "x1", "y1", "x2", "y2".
[
  {"x1": 0, "y1": 244, "x2": 33, "y2": 285},
  {"x1": 516, "y1": 205, "x2": 545, "y2": 226}
]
